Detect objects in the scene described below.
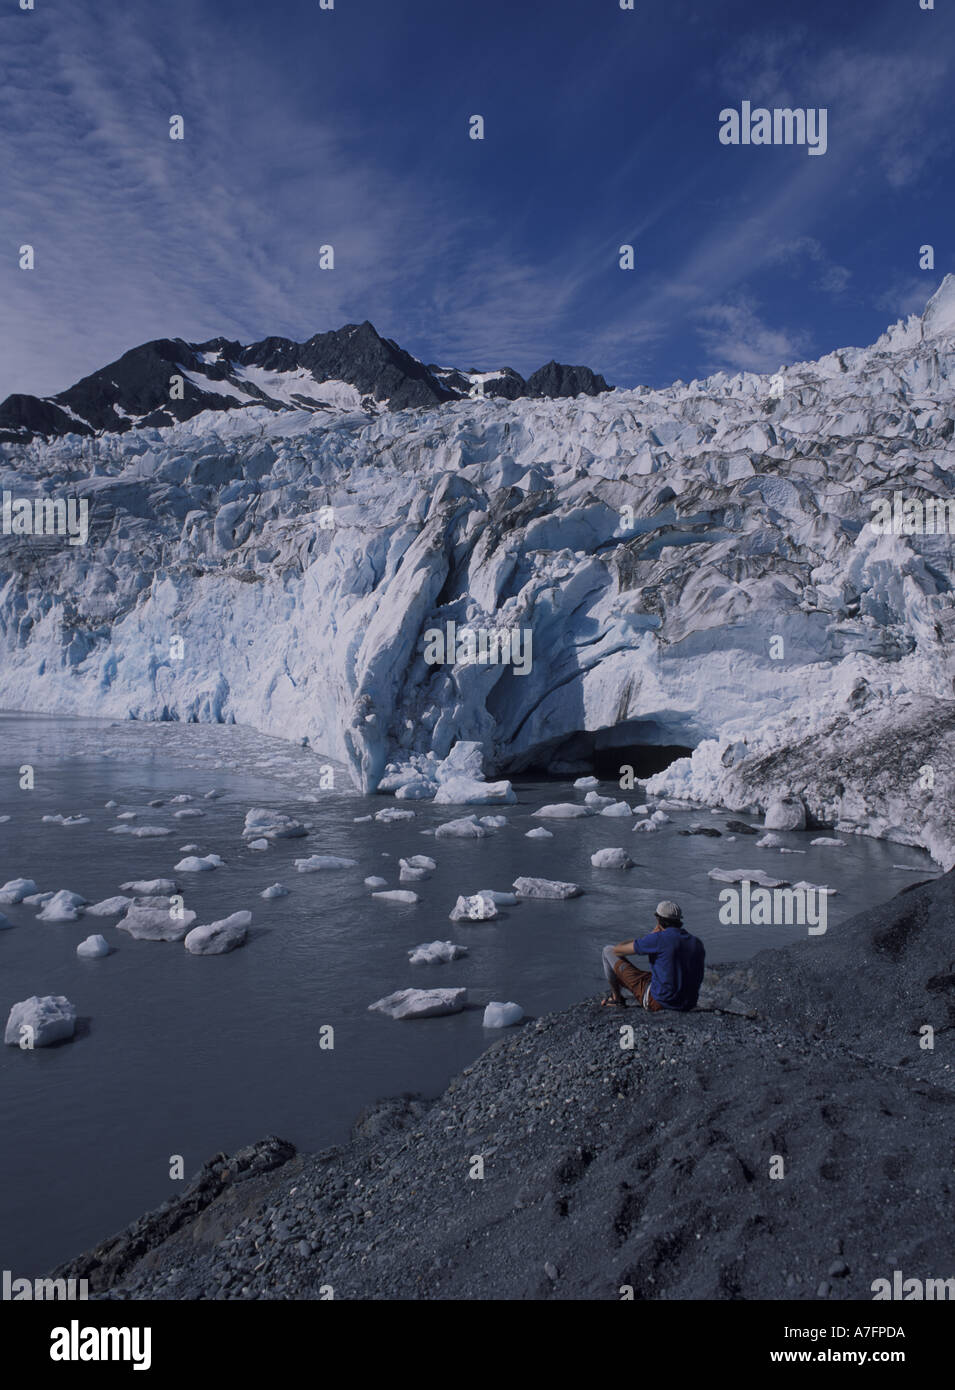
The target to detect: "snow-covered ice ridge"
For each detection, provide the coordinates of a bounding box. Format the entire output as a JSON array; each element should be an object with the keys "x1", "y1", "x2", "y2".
[{"x1": 2, "y1": 278, "x2": 955, "y2": 865}]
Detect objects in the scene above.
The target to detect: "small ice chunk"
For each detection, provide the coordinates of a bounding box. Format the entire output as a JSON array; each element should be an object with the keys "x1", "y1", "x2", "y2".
[
  {"x1": 650, "y1": 810, "x2": 671, "y2": 824},
  {"x1": 204, "y1": 790, "x2": 223, "y2": 800},
  {"x1": 184, "y1": 911, "x2": 250, "y2": 955},
  {"x1": 810, "y1": 837, "x2": 846, "y2": 847},
  {"x1": 480, "y1": 814, "x2": 508, "y2": 828},
  {"x1": 590, "y1": 848, "x2": 634, "y2": 869},
  {"x1": 174, "y1": 855, "x2": 225, "y2": 872},
  {"x1": 525, "y1": 827, "x2": 553, "y2": 839},
  {"x1": 708, "y1": 869, "x2": 791, "y2": 888},
  {"x1": 37, "y1": 890, "x2": 88, "y2": 922},
  {"x1": 22, "y1": 892, "x2": 55, "y2": 906},
  {"x1": 364, "y1": 876, "x2": 388, "y2": 889},
  {"x1": 117, "y1": 904, "x2": 195, "y2": 941},
  {"x1": 77, "y1": 935, "x2": 112, "y2": 959},
  {"x1": 169, "y1": 794, "x2": 193, "y2": 803},
  {"x1": 449, "y1": 893, "x2": 498, "y2": 922},
  {"x1": 792, "y1": 881, "x2": 838, "y2": 896},
  {"x1": 179, "y1": 844, "x2": 201, "y2": 853},
  {"x1": 147, "y1": 799, "x2": 165, "y2": 808},
  {"x1": 574, "y1": 776, "x2": 600, "y2": 789},
  {"x1": 260, "y1": 883, "x2": 290, "y2": 899},
  {"x1": 242, "y1": 808, "x2": 307, "y2": 840},
  {"x1": 368, "y1": 988, "x2": 466, "y2": 1019},
  {"x1": 294, "y1": 855, "x2": 357, "y2": 872},
  {"x1": 116, "y1": 811, "x2": 138, "y2": 821},
  {"x1": 483, "y1": 1001, "x2": 524, "y2": 1028},
  {"x1": 434, "y1": 815, "x2": 490, "y2": 839},
  {"x1": 0, "y1": 878, "x2": 38, "y2": 904},
  {"x1": 432, "y1": 773, "x2": 516, "y2": 806},
  {"x1": 408, "y1": 940, "x2": 468, "y2": 965},
  {"x1": 104, "y1": 800, "x2": 118, "y2": 809},
  {"x1": 755, "y1": 833, "x2": 782, "y2": 848},
  {"x1": 371, "y1": 889, "x2": 420, "y2": 904},
  {"x1": 512, "y1": 877, "x2": 581, "y2": 899},
  {"x1": 5, "y1": 995, "x2": 76, "y2": 1047},
  {"x1": 85, "y1": 896, "x2": 134, "y2": 917},
  {"x1": 532, "y1": 803, "x2": 592, "y2": 819},
  {"x1": 584, "y1": 793, "x2": 615, "y2": 810},
  {"x1": 399, "y1": 855, "x2": 436, "y2": 883},
  {"x1": 131, "y1": 826, "x2": 174, "y2": 838},
  {"x1": 353, "y1": 815, "x2": 373, "y2": 823},
  {"x1": 599, "y1": 801, "x2": 633, "y2": 818},
  {"x1": 633, "y1": 805, "x2": 649, "y2": 816},
  {"x1": 375, "y1": 808, "x2": 416, "y2": 823},
  {"x1": 248, "y1": 839, "x2": 270, "y2": 851},
  {"x1": 120, "y1": 879, "x2": 180, "y2": 895},
  {"x1": 174, "y1": 808, "x2": 205, "y2": 820},
  {"x1": 779, "y1": 848, "x2": 806, "y2": 854},
  {"x1": 394, "y1": 777, "x2": 438, "y2": 801}
]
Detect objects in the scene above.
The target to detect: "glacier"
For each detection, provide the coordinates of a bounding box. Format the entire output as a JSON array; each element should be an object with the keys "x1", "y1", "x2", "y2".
[{"x1": 2, "y1": 279, "x2": 955, "y2": 865}]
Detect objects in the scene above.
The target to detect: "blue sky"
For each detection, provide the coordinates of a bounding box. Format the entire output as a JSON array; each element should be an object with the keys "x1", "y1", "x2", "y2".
[{"x1": 2, "y1": 0, "x2": 953, "y2": 398}]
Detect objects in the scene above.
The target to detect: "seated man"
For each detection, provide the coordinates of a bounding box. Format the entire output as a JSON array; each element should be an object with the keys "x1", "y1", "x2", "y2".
[{"x1": 601, "y1": 900, "x2": 705, "y2": 1012}]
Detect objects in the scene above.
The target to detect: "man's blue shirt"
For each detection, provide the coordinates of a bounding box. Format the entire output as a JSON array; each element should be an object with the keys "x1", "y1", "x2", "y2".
[{"x1": 632, "y1": 925, "x2": 705, "y2": 1010}]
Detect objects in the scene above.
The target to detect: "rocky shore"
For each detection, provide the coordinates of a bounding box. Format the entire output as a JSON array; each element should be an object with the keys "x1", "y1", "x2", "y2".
[{"x1": 56, "y1": 871, "x2": 954, "y2": 1300}]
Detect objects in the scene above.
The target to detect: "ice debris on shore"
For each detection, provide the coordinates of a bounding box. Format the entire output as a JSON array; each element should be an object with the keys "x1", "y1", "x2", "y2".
[{"x1": 260, "y1": 883, "x2": 290, "y2": 899}]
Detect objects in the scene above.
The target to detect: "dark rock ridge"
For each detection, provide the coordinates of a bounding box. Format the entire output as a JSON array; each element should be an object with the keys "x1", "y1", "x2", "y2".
[
  {"x1": 0, "y1": 322, "x2": 611, "y2": 442},
  {"x1": 54, "y1": 871, "x2": 955, "y2": 1301}
]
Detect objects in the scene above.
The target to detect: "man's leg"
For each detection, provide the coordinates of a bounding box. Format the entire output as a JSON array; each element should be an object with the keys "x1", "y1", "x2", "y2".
[
  {"x1": 602, "y1": 945, "x2": 625, "y2": 1002},
  {"x1": 602, "y1": 947, "x2": 652, "y2": 1005}
]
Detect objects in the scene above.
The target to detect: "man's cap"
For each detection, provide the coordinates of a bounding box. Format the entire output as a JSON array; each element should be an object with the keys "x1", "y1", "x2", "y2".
[{"x1": 655, "y1": 900, "x2": 683, "y2": 924}]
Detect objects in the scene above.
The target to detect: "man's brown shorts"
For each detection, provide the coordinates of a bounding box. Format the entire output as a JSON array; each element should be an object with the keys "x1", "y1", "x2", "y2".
[{"x1": 614, "y1": 959, "x2": 664, "y2": 1011}]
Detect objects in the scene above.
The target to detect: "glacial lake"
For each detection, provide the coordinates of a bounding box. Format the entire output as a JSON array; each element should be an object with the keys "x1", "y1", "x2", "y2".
[{"x1": 0, "y1": 712, "x2": 938, "y2": 1275}]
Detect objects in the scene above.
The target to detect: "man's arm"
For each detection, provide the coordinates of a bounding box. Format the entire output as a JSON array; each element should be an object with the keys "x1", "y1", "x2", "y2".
[{"x1": 609, "y1": 940, "x2": 637, "y2": 957}]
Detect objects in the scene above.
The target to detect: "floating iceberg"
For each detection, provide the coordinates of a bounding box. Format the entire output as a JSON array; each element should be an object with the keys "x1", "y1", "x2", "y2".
[
  {"x1": 77, "y1": 935, "x2": 112, "y2": 958},
  {"x1": 483, "y1": 1001, "x2": 524, "y2": 1028},
  {"x1": 5, "y1": 995, "x2": 76, "y2": 1047},
  {"x1": 184, "y1": 911, "x2": 251, "y2": 955},
  {"x1": 368, "y1": 987, "x2": 467, "y2": 1019}
]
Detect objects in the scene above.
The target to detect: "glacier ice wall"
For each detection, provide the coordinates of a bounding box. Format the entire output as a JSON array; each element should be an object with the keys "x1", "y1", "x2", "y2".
[{"x1": 2, "y1": 278, "x2": 955, "y2": 863}]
